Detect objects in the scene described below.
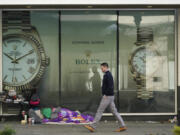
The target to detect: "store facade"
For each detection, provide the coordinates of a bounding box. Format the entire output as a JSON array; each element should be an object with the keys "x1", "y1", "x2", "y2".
[{"x1": 0, "y1": 4, "x2": 179, "y2": 117}]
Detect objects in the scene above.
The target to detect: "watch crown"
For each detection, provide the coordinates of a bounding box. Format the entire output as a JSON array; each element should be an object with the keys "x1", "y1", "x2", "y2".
[{"x1": 45, "y1": 56, "x2": 50, "y2": 66}]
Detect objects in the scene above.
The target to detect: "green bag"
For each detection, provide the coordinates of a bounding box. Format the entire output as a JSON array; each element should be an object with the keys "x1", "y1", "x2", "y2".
[{"x1": 42, "y1": 108, "x2": 52, "y2": 119}]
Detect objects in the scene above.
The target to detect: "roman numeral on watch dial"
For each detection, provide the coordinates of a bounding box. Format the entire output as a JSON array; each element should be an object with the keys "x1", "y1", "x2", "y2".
[
  {"x1": 28, "y1": 67, "x2": 35, "y2": 74},
  {"x1": 12, "y1": 76, "x2": 17, "y2": 83}
]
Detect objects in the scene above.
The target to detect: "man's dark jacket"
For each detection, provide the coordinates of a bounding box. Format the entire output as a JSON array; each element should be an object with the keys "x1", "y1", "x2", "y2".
[{"x1": 102, "y1": 70, "x2": 114, "y2": 96}]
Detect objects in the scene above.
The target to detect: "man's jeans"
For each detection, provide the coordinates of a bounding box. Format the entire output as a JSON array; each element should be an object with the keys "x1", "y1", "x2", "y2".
[{"x1": 91, "y1": 95, "x2": 125, "y2": 129}]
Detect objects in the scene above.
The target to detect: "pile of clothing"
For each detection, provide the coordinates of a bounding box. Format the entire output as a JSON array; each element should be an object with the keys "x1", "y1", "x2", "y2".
[{"x1": 29, "y1": 107, "x2": 94, "y2": 124}]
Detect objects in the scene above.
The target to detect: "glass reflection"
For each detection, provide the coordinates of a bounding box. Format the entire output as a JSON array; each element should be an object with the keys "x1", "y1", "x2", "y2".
[{"x1": 119, "y1": 11, "x2": 175, "y2": 113}]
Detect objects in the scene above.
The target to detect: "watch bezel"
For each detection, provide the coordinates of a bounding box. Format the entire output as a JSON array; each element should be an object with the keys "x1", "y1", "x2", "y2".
[
  {"x1": 3, "y1": 34, "x2": 47, "y2": 91},
  {"x1": 129, "y1": 46, "x2": 161, "y2": 79}
]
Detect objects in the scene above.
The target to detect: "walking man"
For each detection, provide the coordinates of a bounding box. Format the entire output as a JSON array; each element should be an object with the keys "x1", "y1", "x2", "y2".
[{"x1": 84, "y1": 62, "x2": 127, "y2": 132}]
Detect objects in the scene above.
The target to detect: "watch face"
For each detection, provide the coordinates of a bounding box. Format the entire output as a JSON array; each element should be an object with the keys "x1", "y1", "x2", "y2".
[
  {"x1": 3, "y1": 34, "x2": 41, "y2": 88},
  {"x1": 131, "y1": 46, "x2": 160, "y2": 76}
]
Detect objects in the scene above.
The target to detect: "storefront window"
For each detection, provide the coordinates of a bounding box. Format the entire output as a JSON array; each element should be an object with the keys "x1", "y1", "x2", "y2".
[
  {"x1": 1, "y1": 10, "x2": 176, "y2": 115},
  {"x1": 118, "y1": 10, "x2": 175, "y2": 113},
  {"x1": 61, "y1": 11, "x2": 117, "y2": 113},
  {"x1": 2, "y1": 11, "x2": 60, "y2": 113}
]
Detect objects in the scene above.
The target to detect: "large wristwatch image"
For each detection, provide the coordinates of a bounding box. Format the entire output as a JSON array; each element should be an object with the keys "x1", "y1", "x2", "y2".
[
  {"x1": 2, "y1": 11, "x2": 49, "y2": 91},
  {"x1": 129, "y1": 27, "x2": 161, "y2": 100}
]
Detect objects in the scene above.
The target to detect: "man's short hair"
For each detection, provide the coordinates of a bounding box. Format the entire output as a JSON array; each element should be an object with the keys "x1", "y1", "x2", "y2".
[{"x1": 101, "y1": 62, "x2": 109, "y2": 68}]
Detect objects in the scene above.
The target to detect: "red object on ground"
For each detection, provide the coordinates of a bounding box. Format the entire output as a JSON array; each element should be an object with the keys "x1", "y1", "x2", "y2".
[{"x1": 30, "y1": 99, "x2": 40, "y2": 106}]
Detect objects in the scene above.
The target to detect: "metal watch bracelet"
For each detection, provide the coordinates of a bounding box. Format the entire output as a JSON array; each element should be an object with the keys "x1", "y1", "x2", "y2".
[{"x1": 2, "y1": 11, "x2": 31, "y2": 32}]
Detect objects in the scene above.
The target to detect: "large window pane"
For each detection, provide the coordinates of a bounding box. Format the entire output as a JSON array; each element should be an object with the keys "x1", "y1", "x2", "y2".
[
  {"x1": 31, "y1": 11, "x2": 60, "y2": 106},
  {"x1": 61, "y1": 11, "x2": 117, "y2": 114},
  {"x1": 118, "y1": 11, "x2": 175, "y2": 113},
  {"x1": 2, "y1": 11, "x2": 60, "y2": 114}
]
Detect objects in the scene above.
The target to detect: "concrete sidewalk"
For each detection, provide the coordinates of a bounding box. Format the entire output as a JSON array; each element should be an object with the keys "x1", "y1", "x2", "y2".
[{"x1": 0, "y1": 121, "x2": 175, "y2": 135}]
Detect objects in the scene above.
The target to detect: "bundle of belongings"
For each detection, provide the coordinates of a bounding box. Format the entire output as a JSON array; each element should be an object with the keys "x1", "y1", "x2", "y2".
[
  {"x1": 29, "y1": 107, "x2": 94, "y2": 124},
  {"x1": 28, "y1": 93, "x2": 94, "y2": 124},
  {"x1": 43, "y1": 107, "x2": 94, "y2": 124},
  {"x1": 28, "y1": 93, "x2": 42, "y2": 124}
]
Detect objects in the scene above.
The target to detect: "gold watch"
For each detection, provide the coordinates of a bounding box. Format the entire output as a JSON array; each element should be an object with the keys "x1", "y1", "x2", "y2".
[{"x1": 129, "y1": 27, "x2": 161, "y2": 100}]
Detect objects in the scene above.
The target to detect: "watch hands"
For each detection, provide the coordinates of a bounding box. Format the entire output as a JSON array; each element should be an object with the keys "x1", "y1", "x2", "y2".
[
  {"x1": 12, "y1": 49, "x2": 34, "y2": 63},
  {"x1": 3, "y1": 52, "x2": 15, "y2": 61}
]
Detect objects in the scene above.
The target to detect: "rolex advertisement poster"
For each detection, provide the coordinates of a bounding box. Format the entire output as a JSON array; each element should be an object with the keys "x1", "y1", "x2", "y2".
[{"x1": 61, "y1": 11, "x2": 117, "y2": 113}]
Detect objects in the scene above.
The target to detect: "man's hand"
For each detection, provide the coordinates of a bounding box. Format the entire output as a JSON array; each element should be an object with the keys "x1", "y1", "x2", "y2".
[{"x1": 103, "y1": 95, "x2": 107, "y2": 99}]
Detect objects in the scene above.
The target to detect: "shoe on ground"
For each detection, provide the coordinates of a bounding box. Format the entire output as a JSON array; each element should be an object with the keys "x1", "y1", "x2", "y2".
[
  {"x1": 84, "y1": 125, "x2": 95, "y2": 132},
  {"x1": 115, "y1": 127, "x2": 127, "y2": 132}
]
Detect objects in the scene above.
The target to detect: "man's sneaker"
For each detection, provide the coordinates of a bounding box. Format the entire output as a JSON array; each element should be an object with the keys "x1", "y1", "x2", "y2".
[
  {"x1": 84, "y1": 125, "x2": 95, "y2": 132},
  {"x1": 115, "y1": 127, "x2": 127, "y2": 132}
]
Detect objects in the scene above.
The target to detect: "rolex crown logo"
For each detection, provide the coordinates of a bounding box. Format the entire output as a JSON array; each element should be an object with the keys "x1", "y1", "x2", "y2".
[{"x1": 85, "y1": 50, "x2": 92, "y2": 58}]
